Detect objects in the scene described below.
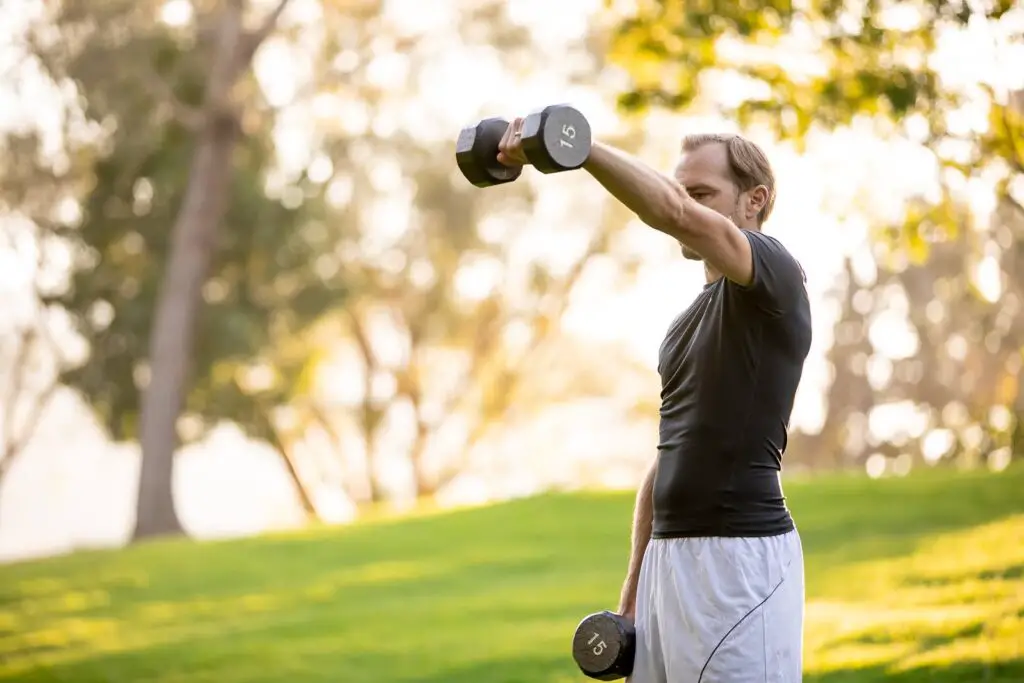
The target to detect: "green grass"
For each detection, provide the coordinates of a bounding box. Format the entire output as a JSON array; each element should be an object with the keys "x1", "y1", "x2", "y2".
[{"x1": 1, "y1": 464, "x2": 1022, "y2": 683}]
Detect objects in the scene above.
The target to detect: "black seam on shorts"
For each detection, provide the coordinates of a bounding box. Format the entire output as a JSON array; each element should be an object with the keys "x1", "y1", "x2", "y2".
[{"x1": 697, "y1": 574, "x2": 787, "y2": 683}]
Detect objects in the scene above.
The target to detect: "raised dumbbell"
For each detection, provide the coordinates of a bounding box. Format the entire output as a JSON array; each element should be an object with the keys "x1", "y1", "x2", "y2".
[
  {"x1": 520, "y1": 104, "x2": 592, "y2": 174},
  {"x1": 571, "y1": 610, "x2": 636, "y2": 681},
  {"x1": 456, "y1": 105, "x2": 593, "y2": 187},
  {"x1": 455, "y1": 117, "x2": 525, "y2": 188}
]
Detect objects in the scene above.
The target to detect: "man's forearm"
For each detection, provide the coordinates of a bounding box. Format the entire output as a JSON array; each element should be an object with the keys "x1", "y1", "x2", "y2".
[
  {"x1": 583, "y1": 141, "x2": 691, "y2": 240},
  {"x1": 618, "y1": 461, "x2": 657, "y2": 616}
]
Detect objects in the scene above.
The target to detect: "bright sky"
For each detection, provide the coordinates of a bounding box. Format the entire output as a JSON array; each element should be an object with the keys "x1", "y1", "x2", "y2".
[{"x1": 0, "y1": 0, "x2": 1022, "y2": 562}]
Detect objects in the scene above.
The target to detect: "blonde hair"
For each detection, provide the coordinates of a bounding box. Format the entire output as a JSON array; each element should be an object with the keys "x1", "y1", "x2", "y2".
[{"x1": 681, "y1": 133, "x2": 776, "y2": 226}]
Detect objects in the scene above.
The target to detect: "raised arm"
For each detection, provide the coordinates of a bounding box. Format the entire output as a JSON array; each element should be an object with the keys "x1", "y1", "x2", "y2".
[
  {"x1": 495, "y1": 116, "x2": 760, "y2": 287},
  {"x1": 581, "y1": 142, "x2": 754, "y2": 287}
]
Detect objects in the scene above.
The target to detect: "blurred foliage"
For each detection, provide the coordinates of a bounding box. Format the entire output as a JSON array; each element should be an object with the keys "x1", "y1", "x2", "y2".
[
  {"x1": 290, "y1": 1, "x2": 636, "y2": 502},
  {"x1": 0, "y1": 216, "x2": 66, "y2": 492},
  {"x1": 608, "y1": 1, "x2": 1024, "y2": 469},
  {"x1": 50, "y1": 74, "x2": 334, "y2": 447},
  {"x1": 15, "y1": 0, "x2": 342, "y2": 534},
  {"x1": 608, "y1": 0, "x2": 1016, "y2": 140},
  {"x1": 1, "y1": 0, "x2": 630, "y2": 518}
]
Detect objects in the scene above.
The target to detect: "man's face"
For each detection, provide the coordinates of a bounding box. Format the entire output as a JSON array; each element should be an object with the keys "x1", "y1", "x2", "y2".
[{"x1": 673, "y1": 143, "x2": 743, "y2": 261}]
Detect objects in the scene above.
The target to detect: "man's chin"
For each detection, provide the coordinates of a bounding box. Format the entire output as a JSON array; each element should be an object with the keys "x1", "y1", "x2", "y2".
[{"x1": 680, "y1": 247, "x2": 702, "y2": 261}]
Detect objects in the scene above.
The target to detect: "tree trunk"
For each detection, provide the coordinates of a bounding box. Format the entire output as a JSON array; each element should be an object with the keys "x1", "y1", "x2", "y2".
[
  {"x1": 1011, "y1": 386, "x2": 1024, "y2": 460},
  {"x1": 266, "y1": 425, "x2": 321, "y2": 520},
  {"x1": 128, "y1": 0, "x2": 292, "y2": 541},
  {"x1": 133, "y1": 114, "x2": 240, "y2": 541},
  {"x1": 1, "y1": 329, "x2": 58, "y2": 500},
  {"x1": 411, "y1": 420, "x2": 433, "y2": 498}
]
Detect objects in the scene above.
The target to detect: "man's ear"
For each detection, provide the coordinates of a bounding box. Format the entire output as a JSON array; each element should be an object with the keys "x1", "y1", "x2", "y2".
[{"x1": 746, "y1": 185, "x2": 769, "y2": 220}]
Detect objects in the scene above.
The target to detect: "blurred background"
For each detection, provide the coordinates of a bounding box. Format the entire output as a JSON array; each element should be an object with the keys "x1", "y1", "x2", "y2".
[{"x1": 0, "y1": 0, "x2": 1022, "y2": 681}]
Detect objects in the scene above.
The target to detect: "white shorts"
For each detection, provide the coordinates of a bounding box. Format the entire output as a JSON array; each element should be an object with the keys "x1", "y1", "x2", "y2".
[{"x1": 628, "y1": 529, "x2": 805, "y2": 683}]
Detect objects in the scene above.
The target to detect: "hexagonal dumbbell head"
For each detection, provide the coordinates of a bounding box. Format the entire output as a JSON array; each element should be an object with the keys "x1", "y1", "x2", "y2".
[
  {"x1": 571, "y1": 610, "x2": 636, "y2": 681},
  {"x1": 455, "y1": 117, "x2": 524, "y2": 188},
  {"x1": 521, "y1": 104, "x2": 593, "y2": 174}
]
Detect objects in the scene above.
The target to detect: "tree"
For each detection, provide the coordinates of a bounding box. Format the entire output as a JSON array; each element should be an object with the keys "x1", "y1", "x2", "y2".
[
  {"x1": 22, "y1": 0, "x2": 338, "y2": 539},
  {"x1": 0, "y1": 111, "x2": 89, "y2": 511},
  {"x1": 606, "y1": 2, "x2": 1024, "y2": 468},
  {"x1": 0, "y1": 210, "x2": 65, "y2": 500},
  {"x1": 284, "y1": 0, "x2": 643, "y2": 504},
  {"x1": 9, "y1": 0, "x2": 632, "y2": 533}
]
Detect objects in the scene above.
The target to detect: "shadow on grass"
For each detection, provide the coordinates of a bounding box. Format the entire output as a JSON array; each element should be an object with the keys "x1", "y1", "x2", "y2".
[
  {"x1": 787, "y1": 466, "x2": 1024, "y2": 574},
  {"x1": 807, "y1": 660, "x2": 1024, "y2": 683},
  {"x1": 413, "y1": 653, "x2": 577, "y2": 683},
  {"x1": 901, "y1": 562, "x2": 1024, "y2": 588},
  {"x1": 3, "y1": 643, "x2": 578, "y2": 683}
]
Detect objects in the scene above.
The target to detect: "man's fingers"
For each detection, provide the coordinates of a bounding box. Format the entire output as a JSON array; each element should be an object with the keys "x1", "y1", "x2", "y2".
[
  {"x1": 497, "y1": 117, "x2": 527, "y2": 166},
  {"x1": 498, "y1": 118, "x2": 522, "y2": 151},
  {"x1": 498, "y1": 120, "x2": 513, "y2": 155},
  {"x1": 511, "y1": 117, "x2": 524, "y2": 150}
]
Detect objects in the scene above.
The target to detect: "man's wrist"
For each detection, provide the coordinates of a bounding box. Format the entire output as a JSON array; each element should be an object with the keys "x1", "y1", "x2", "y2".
[
  {"x1": 618, "y1": 582, "x2": 637, "y2": 613},
  {"x1": 582, "y1": 140, "x2": 612, "y2": 172}
]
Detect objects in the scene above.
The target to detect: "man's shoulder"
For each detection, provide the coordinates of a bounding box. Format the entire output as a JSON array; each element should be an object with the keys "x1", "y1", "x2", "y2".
[
  {"x1": 741, "y1": 229, "x2": 808, "y2": 286},
  {"x1": 744, "y1": 229, "x2": 798, "y2": 262}
]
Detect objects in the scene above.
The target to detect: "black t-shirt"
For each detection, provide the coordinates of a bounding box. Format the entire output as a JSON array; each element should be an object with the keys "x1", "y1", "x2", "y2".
[{"x1": 652, "y1": 229, "x2": 812, "y2": 538}]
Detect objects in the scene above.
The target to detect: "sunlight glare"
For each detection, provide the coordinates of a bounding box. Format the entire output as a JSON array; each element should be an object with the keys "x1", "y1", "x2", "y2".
[
  {"x1": 383, "y1": 0, "x2": 458, "y2": 36},
  {"x1": 326, "y1": 176, "x2": 353, "y2": 208},
  {"x1": 454, "y1": 255, "x2": 503, "y2": 303},
  {"x1": 988, "y1": 405, "x2": 1012, "y2": 432},
  {"x1": 366, "y1": 53, "x2": 409, "y2": 91},
  {"x1": 362, "y1": 198, "x2": 412, "y2": 255},
  {"x1": 307, "y1": 155, "x2": 334, "y2": 184},
  {"x1": 922, "y1": 429, "x2": 955, "y2": 463},
  {"x1": 865, "y1": 453, "x2": 886, "y2": 479},
  {"x1": 506, "y1": 0, "x2": 600, "y2": 44},
  {"x1": 879, "y1": 3, "x2": 923, "y2": 31},
  {"x1": 418, "y1": 47, "x2": 507, "y2": 128},
  {"x1": 869, "y1": 401, "x2": 929, "y2": 443},
  {"x1": 332, "y1": 99, "x2": 372, "y2": 137},
  {"x1": 973, "y1": 255, "x2": 1002, "y2": 302},
  {"x1": 987, "y1": 447, "x2": 1011, "y2": 472},
  {"x1": 255, "y1": 39, "x2": 304, "y2": 108},
  {"x1": 409, "y1": 259, "x2": 437, "y2": 290},
  {"x1": 868, "y1": 287, "x2": 919, "y2": 360},
  {"x1": 159, "y1": 0, "x2": 192, "y2": 27}
]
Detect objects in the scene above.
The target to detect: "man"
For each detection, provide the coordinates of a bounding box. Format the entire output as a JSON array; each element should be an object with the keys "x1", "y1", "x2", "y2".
[{"x1": 499, "y1": 123, "x2": 812, "y2": 682}]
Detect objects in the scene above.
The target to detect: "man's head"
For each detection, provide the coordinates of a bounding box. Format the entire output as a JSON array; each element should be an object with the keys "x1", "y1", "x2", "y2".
[{"x1": 673, "y1": 133, "x2": 776, "y2": 260}]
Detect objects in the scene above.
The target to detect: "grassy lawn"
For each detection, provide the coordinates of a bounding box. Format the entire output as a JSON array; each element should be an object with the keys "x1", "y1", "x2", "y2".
[{"x1": 1, "y1": 464, "x2": 1022, "y2": 682}]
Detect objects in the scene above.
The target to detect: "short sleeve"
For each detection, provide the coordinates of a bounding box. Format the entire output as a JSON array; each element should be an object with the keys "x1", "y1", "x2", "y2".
[{"x1": 736, "y1": 230, "x2": 806, "y2": 316}]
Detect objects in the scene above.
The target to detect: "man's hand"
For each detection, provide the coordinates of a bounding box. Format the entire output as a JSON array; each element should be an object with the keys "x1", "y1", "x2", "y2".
[
  {"x1": 618, "y1": 585, "x2": 637, "y2": 622},
  {"x1": 496, "y1": 117, "x2": 530, "y2": 167},
  {"x1": 619, "y1": 603, "x2": 636, "y2": 623}
]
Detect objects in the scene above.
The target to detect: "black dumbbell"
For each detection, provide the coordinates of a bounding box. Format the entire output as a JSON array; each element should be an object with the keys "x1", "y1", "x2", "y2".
[
  {"x1": 571, "y1": 610, "x2": 635, "y2": 681},
  {"x1": 455, "y1": 117, "x2": 524, "y2": 188},
  {"x1": 521, "y1": 104, "x2": 592, "y2": 174}
]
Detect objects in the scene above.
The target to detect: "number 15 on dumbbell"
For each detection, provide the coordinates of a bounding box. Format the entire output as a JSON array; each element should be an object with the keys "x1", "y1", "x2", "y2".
[{"x1": 455, "y1": 104, "x2": 593, "y2": 188}]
